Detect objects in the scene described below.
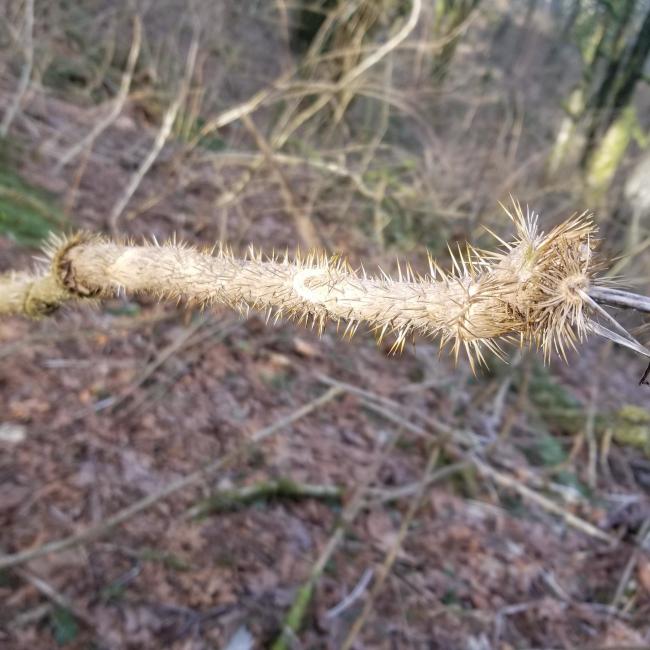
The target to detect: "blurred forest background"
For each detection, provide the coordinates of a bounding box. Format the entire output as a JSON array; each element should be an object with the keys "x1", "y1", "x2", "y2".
[{"x1": 1, "y1": 0, "x2": 650, "y2": 648}]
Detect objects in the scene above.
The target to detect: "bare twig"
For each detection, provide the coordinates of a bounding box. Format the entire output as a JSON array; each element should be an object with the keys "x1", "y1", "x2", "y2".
[
  {"x1": 196, "y1": 149, "x2": 376, "y2": 200},
  {"x1": 271, "y1": 429, "x2": 395, "y2": 650},
  {"x1": 9, "y1": 603, "x2": 53, "y2": 629},
  {"x1": 324, "y1": 568, "x2": 374, "y2": 620},
  {"x1": 56, "y1": 16, "x2": 142, "y2": 170},
  {"x1": 93, "y1": 314, "x2": 210, "y2": 415},
  {"x1": 340, "y1": 444, "x2": 441, "y2": 650},
  {"x1": 241, "y1": 113, "x2": 321, "y2": 250},
  {"x1": 589, "y1": 286, "x2": 650, "y2": 315},
  {"x1": 582, "y1": 343, "x2": 611, "y2": 485},
  {"x1": 473, "y1": 458, "x2": 617, "y2": 544},
  {"x1": 368, "y1": 461, "x2": 470, "y2": 503},
  {"x1": 270, "y1": 0, "x2": 422, "y2": 151},
  {"x1": 340, "y1": 0, "x2": 422, "y2": 87},
  {"x1": 316, "y1": 374, "x2": 455, "y2": 439},
  {"x1": 13, "y1": 566, "x2": 94, "y2": 627},
  {"x1": 610, "y1": 517, "x2": 650, "y2": 610},
  {"x1": 0, "y1": 540, "x2": 92, "y2": 627},
  {"x1": 108, "y1": 23, "x2": 199, "y2": 233},
  {"x1": 0, "y1": 0, "x2": 34, "y2": 137},
  {"x1": 191, "y1": 77, "x2": 290, "y2": 147}
]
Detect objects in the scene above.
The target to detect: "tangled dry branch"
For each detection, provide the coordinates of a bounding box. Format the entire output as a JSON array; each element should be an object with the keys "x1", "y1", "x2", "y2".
[{"x1": 1, "y1": 204, "x2": 648, "y2": 369}]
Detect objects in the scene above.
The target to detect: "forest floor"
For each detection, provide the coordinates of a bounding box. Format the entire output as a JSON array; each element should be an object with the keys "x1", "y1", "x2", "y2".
[{"x1": 2, "y1": 3, "x2": 650, "y2": 649}]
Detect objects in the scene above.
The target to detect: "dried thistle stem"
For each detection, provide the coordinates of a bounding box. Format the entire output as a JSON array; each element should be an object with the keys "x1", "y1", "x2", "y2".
[{"x1": 0, "y1": 207, "x2": 599, "y2": 366}]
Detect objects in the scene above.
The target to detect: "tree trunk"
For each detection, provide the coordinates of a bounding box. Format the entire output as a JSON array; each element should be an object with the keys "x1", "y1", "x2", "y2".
[
  {"x1": 431, "y1": 0, "x2": 482, "y2": 84},
  {"x1": 581, "y1": 2, "x2": 649, "y2": 168},
  {"x1": 548, "y1": 1, "x2": 650, "y2": 195},
  {"x1": 584, "y1": 104, "x2": 638, "y2": 200}
]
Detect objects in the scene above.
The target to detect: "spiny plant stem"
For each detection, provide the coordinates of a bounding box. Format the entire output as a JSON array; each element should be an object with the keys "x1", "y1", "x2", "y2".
[{"x1": 0, "y1": 205, "x2": 613, "y2": 366}]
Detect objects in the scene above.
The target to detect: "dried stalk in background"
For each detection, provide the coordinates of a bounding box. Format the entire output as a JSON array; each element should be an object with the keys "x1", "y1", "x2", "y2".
[
  {"x1": 107, "y1": 21, "x2": 199, "y2": 234},
  {"x1": 0, "y1": 0, "x2": 34, "y2": 137},
  {"x1": 55, "y1": 16, "x2": 142, "y2": 170}
]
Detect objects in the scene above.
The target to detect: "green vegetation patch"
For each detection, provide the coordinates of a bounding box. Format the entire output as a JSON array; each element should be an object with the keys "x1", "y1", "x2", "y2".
[
  {"x1": 50, "y1": 606, "x2": 79, "y2": 646},
  {"x1": 614, "y1": 404, "x2": 650, "y2": 456},
  {"x1": 0, "y1": 165, "x2": 66, "y2": 247},
  {"x1": 528, "y1": 363, "x2": 650, "y2": 458},
  {"x1": 528, "y1": 363, "x2": 585, "y2": 434}
]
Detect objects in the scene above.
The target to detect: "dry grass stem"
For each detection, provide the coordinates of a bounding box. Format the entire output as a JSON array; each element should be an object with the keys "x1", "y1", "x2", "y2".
[
  {"x1": 107, "y1": 24, "x2": 199, "y2": 233},
  {"x1": 271, "y1": 428, "x2": 396, "y2": 650},
  {"x1": 241, "y1": 113, "x2": 321, "y2": 249},
  {"x1": 340, "y1": 444, "x2": 441, "y2": 650},
  {"x1": 473, "y1": 459, "x2": 617, "y2": 544},
  {"x1": 0, "y1": 0, "x2": 34, "y2": 137},
  {"x1": 588, "y1": 286, "x2": 650, "y2": 314},
  {"x1": 55, "y1": 16, "x2": 142, "y2": 170}
]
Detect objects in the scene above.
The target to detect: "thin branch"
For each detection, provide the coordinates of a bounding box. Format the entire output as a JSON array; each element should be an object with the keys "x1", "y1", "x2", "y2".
[
  {"x1": 1, "y1": 541, "x2": 93, "y2": 628},
  {"x1": 340, "y1": 0, "x2": 422, "y2": 87},
  {"x1": 13, "y1": 565, "x2": 94, "y2": 628},
  {"x1": 192, "y1": 76, "x2": 290, "y2": 147},
  {"x1": 0, "y1": 0, "x2": 34, "y2": 137},
  {"x1": 589, "y1": 286, "x2": 650, "y2": 314},
  {"x1": 241, "y1": 113, "x2": 321, "y2": 250},
  {"x1": 108, "y1": 23, "x2": 199, "y2": 233},
  {"x1": 610, "y1": 517, "x2": 650, "y2": 610},
  {"x1": 340, "y1": 444, "x2": 440, "y2": 650},
  {"x1": 9, "y1": 603, "x2": 53, "y2": 629},
  {"x1": 55, "y1": 15, "x2": 142, "y2": 170},
  {"x1": 271, "y1": 429, "x2": 395, "y2": 650},
  {"x1": 271, "y1": 0, "x2": 422, "y2": 151},
  {"x1": 324, "y1": 568, "x2": 374, "y2": 620},
  {"x1": 473, "y1": 458, "x2": 617, "y2": 544}
]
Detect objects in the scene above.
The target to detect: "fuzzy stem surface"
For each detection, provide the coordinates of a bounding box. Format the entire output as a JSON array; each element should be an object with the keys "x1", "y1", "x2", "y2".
[{"x1": 0, "y1": 210, "x2": 598, "y2": 364}]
